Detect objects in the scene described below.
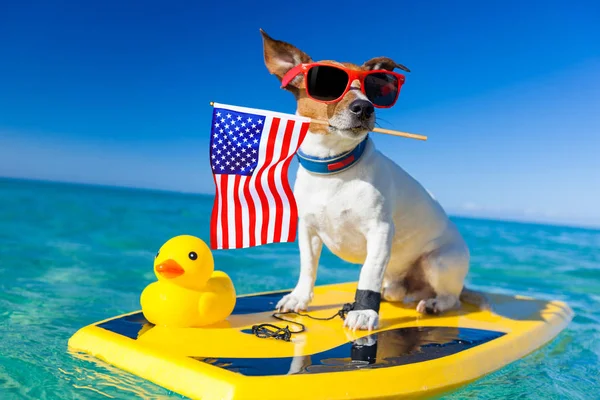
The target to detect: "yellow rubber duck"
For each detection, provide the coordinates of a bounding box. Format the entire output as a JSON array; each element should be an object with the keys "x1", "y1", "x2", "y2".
[{"x1": 140, "y1": 235, "x2": 236, "y2": 328}]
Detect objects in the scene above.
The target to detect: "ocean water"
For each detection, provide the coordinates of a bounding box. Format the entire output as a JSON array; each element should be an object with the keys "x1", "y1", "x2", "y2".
[{"x1": 0, "y1": 177, "x2": 598, "y2": 399}]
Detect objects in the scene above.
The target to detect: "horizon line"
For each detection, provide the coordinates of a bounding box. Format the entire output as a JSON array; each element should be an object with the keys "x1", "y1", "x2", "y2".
[{"x1": 2, "y1": 175, "x2": 599, "y2": 232}]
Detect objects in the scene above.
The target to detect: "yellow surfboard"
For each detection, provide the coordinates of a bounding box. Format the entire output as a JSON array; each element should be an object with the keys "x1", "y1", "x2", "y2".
[{"x1": 67, "y1": 281, "x2": 573, "y2": 399}]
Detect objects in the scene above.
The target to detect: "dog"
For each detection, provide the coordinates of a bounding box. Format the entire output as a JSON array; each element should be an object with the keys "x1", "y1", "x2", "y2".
[{"x1": 259, "y1": 29, "x2": 484, "y2": 331}]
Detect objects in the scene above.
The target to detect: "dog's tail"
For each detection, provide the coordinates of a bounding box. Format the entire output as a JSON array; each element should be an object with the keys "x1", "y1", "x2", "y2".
[{"x1": 460, "y1": 286, "x2": 492, "y2": 311}]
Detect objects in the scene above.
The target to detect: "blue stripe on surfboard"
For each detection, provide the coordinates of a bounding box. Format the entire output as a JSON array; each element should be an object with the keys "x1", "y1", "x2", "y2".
[{"x1": 96, "y1": 290, "x2": 292, "y2": 339}]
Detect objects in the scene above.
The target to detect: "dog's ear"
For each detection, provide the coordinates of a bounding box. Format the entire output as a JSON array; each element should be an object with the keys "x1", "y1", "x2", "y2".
[
  {"x1": 260, "y1": 29, "x2": 312, "y2": 88},
  {"x1": 362, "y1": 56, "x2": 411, "y2": 73}
]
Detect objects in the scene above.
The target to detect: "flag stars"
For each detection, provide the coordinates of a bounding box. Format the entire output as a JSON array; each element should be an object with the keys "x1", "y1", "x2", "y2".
[{"x1": 210, "y1": 109, "x2": 268, "y2": 176}]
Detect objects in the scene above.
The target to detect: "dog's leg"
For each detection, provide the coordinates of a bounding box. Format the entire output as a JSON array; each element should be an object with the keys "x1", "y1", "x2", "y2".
[
  {"x1": 381, "y1": 279, "x2": 406, "y2": 302},
  {"x1": 416, "y1": 241, "x2": 469, "y2": 315},
  {"x1": 344, "y1": 223, "x2": 394, "y2": 331},
  {"x1": 276, "y1": 219, "x2": 322, "y2": 312}
]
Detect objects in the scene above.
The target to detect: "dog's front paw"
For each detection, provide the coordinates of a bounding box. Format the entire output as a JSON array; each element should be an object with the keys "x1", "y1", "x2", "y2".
[
  {"x1": 343, "y1": 310, "x2": 379, "y2": 331},
  {"x1": 417, "y1": 298, "x2": 440, "y2": 315},
  {"x1": 416, "y1": 295, "x2": 459, "y2": 315},
  {"x1": 276, "y1": 290, "x2": 313, "y2": 312}
]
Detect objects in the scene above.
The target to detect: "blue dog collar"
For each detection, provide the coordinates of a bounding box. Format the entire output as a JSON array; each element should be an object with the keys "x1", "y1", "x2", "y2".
[{"x1": 296, "y1": 135, "x2": 369, "y2": 175}]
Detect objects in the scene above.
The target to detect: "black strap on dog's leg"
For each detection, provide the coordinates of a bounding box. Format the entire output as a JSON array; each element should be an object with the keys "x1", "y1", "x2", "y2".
[
  {"x1": 353, "y1": 289, "x2": 381, "y2": 313},
  {"x1": 250, "y1": 291, "x2": 382, "y2": 342}
]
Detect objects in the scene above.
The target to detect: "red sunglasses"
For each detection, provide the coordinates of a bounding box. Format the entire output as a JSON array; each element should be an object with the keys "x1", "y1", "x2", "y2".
[{"x1": 281, "y1": 62, "x2": 406, "y2": 108}]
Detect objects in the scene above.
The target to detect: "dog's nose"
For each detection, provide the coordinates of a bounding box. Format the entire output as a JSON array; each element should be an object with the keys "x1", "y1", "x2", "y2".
[{"x1": 349, "y1": 99, "x2": 374, "y2": 119}]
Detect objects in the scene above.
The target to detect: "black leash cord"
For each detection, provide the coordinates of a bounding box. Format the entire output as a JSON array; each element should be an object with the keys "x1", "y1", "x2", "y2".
[
  {"x1": 251, "y1": 302, "x2": 355, "y2": 342},
  {"x1": 251, "y1": 323, "x2": 297, "y2": 341}
]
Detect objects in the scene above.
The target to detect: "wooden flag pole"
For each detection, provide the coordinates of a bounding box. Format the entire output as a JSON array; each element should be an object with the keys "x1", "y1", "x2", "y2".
[{"x1": 209, "y1": 102, "x2": 427, "y2": 141}]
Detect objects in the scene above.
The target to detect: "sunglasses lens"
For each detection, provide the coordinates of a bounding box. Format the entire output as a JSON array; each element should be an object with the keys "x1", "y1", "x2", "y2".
[
  {"x1": 364, "y1": 73, "x2": 399, "y2": 107},
  {"x1": 306, "y1": 66, "x2": 349, "y2": 101}
]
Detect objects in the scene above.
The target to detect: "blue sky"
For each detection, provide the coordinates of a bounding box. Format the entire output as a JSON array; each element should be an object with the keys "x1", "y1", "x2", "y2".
[{"x1": 1, "y1": 0, "x2": 599, "y2": 228}]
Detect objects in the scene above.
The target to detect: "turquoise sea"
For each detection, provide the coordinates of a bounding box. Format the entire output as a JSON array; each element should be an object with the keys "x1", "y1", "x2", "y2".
[{"x1": 0, "y1": 177, "x2": 598, "y2": 399}]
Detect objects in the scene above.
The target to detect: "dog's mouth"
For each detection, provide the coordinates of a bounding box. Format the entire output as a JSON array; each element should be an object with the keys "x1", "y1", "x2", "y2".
[{"x1": 329, "y1": 121, "x2": 373, "y2": 135}]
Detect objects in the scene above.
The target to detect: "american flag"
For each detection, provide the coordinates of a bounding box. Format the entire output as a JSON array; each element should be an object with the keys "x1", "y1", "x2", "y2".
[{"x1": 208, "y1": 102, "x2": 311, "y2": 250}]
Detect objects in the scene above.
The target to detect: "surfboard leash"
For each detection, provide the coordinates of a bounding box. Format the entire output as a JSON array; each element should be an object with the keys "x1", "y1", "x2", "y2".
[{"x1": 251, "y1": 302, "x2": 356, "y2": 342}]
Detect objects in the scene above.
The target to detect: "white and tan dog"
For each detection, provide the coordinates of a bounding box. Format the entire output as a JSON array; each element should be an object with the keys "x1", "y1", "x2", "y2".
[{"x1": 260, "y1": 29, "x2": 482, "y2": 331}]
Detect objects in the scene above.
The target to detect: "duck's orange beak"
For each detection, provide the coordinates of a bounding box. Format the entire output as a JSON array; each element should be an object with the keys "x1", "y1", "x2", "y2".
[{"x1": 155, "y1": 259, "x2": 185, "y2": 279}]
